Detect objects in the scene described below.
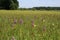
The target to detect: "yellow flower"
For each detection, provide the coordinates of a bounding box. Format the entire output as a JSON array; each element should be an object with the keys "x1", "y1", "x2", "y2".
[
  {"x1": 43, "y1": 19, "x2": 45, "y2": 22},
  {"x1": 34, "y1": 24, "x2": 37, "y2": 27},
  {"x1": 52, "y1": 23, "x2": 55, "y2": 26}
]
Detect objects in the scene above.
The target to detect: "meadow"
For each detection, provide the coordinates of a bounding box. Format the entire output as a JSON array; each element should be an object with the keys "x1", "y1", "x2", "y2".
[{"x1": 0, "y1": 10, "x2": 60, "y2": 40}]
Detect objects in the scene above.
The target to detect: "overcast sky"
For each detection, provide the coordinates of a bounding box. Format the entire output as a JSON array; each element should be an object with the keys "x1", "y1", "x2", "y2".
[{"x1": 18, "y1": 0, "x2": 60, "y2": 8}]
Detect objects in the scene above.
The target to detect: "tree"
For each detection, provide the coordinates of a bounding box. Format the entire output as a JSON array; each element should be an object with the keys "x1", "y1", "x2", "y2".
[{"x1": 0, "y1": 0, "x2": 19, "y2": 10}]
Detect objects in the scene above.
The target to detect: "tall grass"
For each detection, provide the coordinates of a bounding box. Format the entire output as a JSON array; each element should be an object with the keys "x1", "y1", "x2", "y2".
[{"x1": 0, "y1": 10, "x2": 60, "y2": 40}]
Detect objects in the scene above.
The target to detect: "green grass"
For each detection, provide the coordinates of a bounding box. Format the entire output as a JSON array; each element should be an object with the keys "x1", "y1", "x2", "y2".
[{"x1": 0, "y1": 10, "x2": 60, "y2": 40}]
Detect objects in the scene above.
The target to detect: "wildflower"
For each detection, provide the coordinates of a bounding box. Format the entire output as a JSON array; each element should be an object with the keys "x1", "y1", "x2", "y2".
[
  {"x1": 31, "y1": 20, "x2": 34, "y2": 27},
  {"x1": 31, "y1": 20, "x2": 37, "y2": 27},
  {"x1": 43, "y1": 26, "x2": 46, "y2": 32},
  {"x1": 43, "y1": 19, "x2": 45, "y2": 22},
  {"x1": 52, "y1": 23, "x2": 55, "y2": 26},
  {"x1": 32, "y1": 23, "x2": 34, "y2": 27},
  {"x1": 34, "y1": 24, "x2": 37, "y2": 27},
  {"x1": 11, "y1": 36, "x2": 15, "y2": 40},
  {"x1": 19, "y1": 18, "x2": 23, "y2": 24}
]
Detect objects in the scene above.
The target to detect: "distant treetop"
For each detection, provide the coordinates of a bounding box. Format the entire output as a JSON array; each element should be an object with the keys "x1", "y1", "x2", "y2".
[{"x1": 0, "y1": 0, "x2": 19, "y2": 10}]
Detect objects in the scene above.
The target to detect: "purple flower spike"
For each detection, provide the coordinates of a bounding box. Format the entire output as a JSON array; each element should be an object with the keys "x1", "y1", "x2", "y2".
[
  {"x1": 19, "y1": 18, "x2": 23, "y2": 24},
  {"x1": 43, "y1": 26, "x2": 46, "y2": 32},
  {"x1": 31, "y1": 20, "x2": 35, "y2": 27}
]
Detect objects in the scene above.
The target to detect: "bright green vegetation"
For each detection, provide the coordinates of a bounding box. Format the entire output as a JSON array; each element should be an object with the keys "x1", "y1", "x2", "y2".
[{"x1": 0, "y1": 10, "x2": 60, "y2": 40}]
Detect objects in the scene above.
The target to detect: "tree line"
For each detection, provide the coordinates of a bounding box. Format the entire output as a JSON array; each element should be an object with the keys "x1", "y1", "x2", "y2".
[{"x1": 20, "y1": 7, "x2": 60, "y2": 10}]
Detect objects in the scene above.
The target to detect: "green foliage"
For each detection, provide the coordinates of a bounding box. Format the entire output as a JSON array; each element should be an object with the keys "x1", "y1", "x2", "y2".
[
  {"x1": 9, "y1": 0, "x2": 18, "y2": 10},
  {"x1": 0, "y1": 0, "x2": 19, "y2": 10}
]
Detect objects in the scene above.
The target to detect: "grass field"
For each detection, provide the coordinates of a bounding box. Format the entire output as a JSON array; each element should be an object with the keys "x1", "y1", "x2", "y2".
[{"x1": 0, "y1": 10, "x2": 60, "y2": 40}]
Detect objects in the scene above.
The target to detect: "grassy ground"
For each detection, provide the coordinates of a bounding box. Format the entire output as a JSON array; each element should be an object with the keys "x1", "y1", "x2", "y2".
[{"x1": 0, "y1": 10, "x2": 60, "y2": 40}]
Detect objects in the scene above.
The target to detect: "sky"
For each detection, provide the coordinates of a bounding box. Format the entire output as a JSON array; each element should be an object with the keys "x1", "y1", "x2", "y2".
[{"x1": 18, "y1": 0, "x2": 60, "y2": 8}]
